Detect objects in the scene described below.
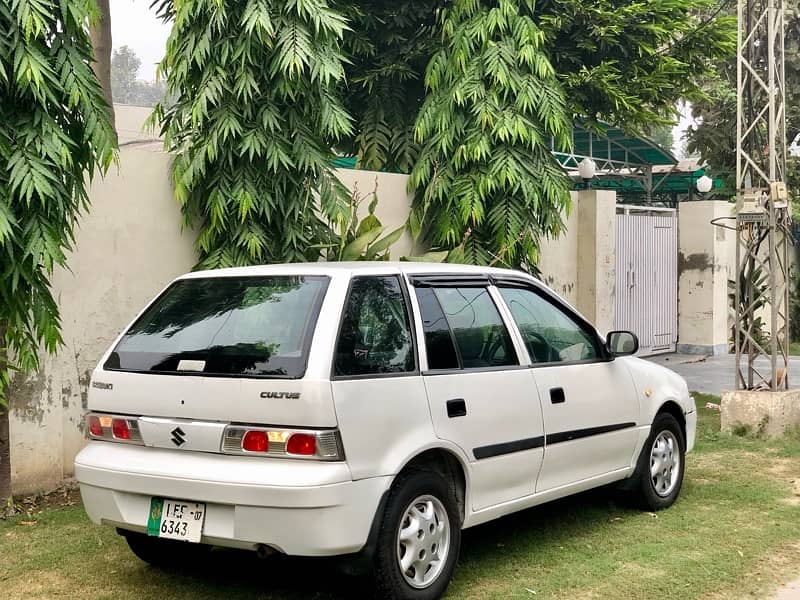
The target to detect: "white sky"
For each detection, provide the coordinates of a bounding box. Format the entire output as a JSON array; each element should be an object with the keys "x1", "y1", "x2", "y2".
[
  {"x1": 672, "y1": 102, "x2": 697, "y2": 158},
  {"x1": 110, "y1": 0, "x2": 171, "y2": 81}
]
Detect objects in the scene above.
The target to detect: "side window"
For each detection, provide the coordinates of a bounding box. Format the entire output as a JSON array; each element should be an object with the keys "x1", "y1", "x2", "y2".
[
  {"x1": 498, "y1": 287, "x2": 599, "y2": 363},
  {"x1": 415, "y1": 287, "x2": 460, "y2": 370},
  {"x1": 334, "y1": 276, "x2": 415, "y2": 377},
  {"x1": 433, "y1": 287, "x2": 518, "y2": 369}
]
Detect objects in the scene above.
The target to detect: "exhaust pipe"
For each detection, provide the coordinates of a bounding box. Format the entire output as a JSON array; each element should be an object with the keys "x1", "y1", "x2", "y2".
[{"x1": 256, "y1": 544, "x2": 276, "y2": 559}]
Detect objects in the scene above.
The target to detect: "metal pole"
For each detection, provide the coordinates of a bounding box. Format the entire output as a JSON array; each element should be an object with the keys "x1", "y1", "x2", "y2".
[
  {"x1": 735, "y1": 222, "x2": 742, "y2": 389},
  {"x1": 734, "y1": 0, "x2": 789, "y2": 390},
  {"x1": 768, "y1": 0, "x2": 777, "y2": 183}
]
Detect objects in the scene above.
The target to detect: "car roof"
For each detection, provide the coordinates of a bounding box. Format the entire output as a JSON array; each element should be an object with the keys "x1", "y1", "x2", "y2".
[{"x1": 178, "y1": 261, "x2": 541, "y2": 284}]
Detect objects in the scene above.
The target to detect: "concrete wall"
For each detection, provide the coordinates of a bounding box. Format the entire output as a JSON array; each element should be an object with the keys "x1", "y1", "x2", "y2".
[
  {"x1": 539, "y1": 190, "x2": 616, "y2": 334},
  {"x1": 9, "y1": 144, "x2": 198, "y2": 494},
  {"x1": 116, "y1": 106, "x2": 159, "y2": 145},
  {"x1": 333, "y1": 170, "x2": 414, "y2": 258},
  {"x1": 8, "y1": 144, "x2": 609, "y2": 492},
  {"x1": 575, "y1": 190, "x2": 617, "y2": 333},
  {"x1": 539, "y1": 195, "x2": 579, "y2": 305},
  {"x1": 676, "y1": 200, "x2": 736, "y2": 355},
  {"x1": 7, "y1": 137, "x2": 734, "y2": 493}
]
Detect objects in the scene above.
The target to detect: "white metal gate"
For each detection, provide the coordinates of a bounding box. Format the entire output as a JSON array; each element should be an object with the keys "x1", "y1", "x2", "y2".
[{"x1": 614, "y1": 206, "x2": 678, "y2": 356}]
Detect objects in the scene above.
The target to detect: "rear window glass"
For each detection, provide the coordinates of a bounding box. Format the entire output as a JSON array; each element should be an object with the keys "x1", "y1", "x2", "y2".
[{"x1": 104, "y1": 276, "x2": 329, "y2": 378}]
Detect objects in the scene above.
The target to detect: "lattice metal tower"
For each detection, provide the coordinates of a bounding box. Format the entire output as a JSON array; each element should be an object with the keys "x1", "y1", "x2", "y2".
[{"x1": 734, "y1": 0, "x2": 790, "y2": 390}]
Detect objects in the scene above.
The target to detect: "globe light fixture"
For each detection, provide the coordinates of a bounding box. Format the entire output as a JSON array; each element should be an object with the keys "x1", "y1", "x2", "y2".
[
  {"x1": 696, "y1": 175, "x2": 713, "y2": 193},
  {"x1": 577, "y1": 157, "x2": 596, "y2": 181}
]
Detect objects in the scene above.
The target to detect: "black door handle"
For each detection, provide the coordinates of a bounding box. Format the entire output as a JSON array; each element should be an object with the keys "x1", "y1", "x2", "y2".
[
  {"x1": 550, "y1": 387, "x2": 565, "y2": 404},
  {"x1": 446, "y1": 399, "x2": 467, "y2": 418}
]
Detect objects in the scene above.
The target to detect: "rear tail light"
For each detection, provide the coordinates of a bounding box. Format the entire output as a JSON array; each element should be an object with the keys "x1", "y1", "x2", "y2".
[
  {"x1": 85, "y1": 413, "x2": 143, "y2": 445},
  {"x1": 112, "y1": 418, "x2": 131, "y2": 440},
  {"x1": 88, "y1": 415, "x2": 103, "y2": 437},
  {"x1": 242, "y1": 430, "x2": 269, "y2": 452},
  {"x1": 286, "y1": 433, "x2": 316, "y2": 456},
  {"x1": 222, "y1": 426, "x2": 343, "y2": 461}
]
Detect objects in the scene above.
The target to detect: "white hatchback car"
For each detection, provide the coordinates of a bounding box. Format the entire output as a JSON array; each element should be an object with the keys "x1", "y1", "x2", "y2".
[{"x1": 75, "y1": 262, "x2": 695, "y2": 599}]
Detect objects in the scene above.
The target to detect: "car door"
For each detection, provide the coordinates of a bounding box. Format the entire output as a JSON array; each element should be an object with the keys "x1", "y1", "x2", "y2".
[
  {"x1": 409, "y1": 278, "x2": 545, "y2": 511},
  {"x1": 496, "y1": 284, "x2": 640, "y2": 493},
  {"x1": 329, "y1": 275, "x2": 433, "y2": 481}
]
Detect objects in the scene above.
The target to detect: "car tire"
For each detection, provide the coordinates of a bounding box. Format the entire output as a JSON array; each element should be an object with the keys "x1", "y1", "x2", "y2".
[
  {"x1": 121, "y1": 530, "x2": 211, "y2": 569},
  {"x1": 371, "y1": 469, "x2": 461, "y2": 600},
  {"x1": 628, "y1": 412, "x2": 686, "y2": 511}
]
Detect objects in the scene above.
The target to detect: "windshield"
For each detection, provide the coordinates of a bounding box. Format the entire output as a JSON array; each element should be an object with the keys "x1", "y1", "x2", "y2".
[{"x1": 104, "y1": 276, "x2": 329, "y2": 378}]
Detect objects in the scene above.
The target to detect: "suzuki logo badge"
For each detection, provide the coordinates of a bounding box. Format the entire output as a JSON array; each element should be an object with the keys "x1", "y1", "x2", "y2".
[{"x1": 170, "y1": 427, "x2": 186, "y2": 447}]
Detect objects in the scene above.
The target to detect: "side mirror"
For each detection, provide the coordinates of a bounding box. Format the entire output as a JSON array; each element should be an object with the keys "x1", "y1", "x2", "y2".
[{"x1": 606, "y1": 331, "x2": 638, "y2": 356}]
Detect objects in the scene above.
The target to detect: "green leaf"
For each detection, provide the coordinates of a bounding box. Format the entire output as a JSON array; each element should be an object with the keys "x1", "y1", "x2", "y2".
[
  {"x1": 401, "y1": 250, "x2": 449, "y2": 263},
  {"x1": 341, "y1": 227, "x2": 382, "y2": 260},
  {"x1": 368, "y1": 225, "x2": 405, "y2": 257},
  {"x1": 355, "y1": 213, "x2": 382, "y2": 237},
  {"x1": 0, "y1": 0, "x2": 116, "y2": 404}
]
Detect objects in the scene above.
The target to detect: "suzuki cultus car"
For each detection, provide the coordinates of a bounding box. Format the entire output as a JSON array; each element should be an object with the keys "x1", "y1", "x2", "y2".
[{"x1": 75, "y1": 263, "x2": 695, "y2": 600}]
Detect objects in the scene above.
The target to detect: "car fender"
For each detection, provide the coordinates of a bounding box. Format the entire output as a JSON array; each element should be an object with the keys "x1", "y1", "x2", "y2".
[
  {"x1": 617, "y1": 356, "x2": 696, "y2": 464},
  {"x1": 619, "y1": 356, "x2": 694, "y2": 422}
]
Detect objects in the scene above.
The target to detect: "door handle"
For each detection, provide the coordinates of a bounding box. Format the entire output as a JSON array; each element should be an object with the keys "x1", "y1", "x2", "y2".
[
  {"x1": 446, "y1": 399, "x2": 467, "y2": 418},
  {"x1": 550, "y1": 387, "x2": 565, "y2": 404}
]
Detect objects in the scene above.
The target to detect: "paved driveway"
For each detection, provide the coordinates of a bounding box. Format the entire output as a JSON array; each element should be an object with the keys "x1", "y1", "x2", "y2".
[{"x1": 645, "y1": 353, "x2": 800, "y2": 396}]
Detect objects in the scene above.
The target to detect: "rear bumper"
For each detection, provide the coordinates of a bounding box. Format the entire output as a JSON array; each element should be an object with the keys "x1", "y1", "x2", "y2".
[{"x1": 75, "y1": 442, "x2": 390, "y2": 556}]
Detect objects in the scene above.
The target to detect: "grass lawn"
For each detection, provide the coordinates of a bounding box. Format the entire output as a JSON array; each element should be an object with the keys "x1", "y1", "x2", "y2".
[
  {"x1": 789, "y1": 341, "x2": 800, "y2": 356},
  {"x1": 2, "y1": 394, "x2": 800, "y2": 599}
]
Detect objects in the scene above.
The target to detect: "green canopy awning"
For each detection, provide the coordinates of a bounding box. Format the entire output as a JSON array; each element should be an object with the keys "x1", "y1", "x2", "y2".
[{"x1": 566, "y1": 123, "x2": 677, "y2": 168}]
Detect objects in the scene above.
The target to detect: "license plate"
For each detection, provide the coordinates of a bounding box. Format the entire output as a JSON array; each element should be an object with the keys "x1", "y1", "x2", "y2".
[{"x1": 146, "y1": 497, "x2": 206, "y2": 543}]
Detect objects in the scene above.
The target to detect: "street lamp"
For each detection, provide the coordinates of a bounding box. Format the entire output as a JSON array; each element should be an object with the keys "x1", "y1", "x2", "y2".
[
  {"x1": 696, "y1": 175, "x2": 713, "y2": 194},
  {"x1": 578, "y1": 157, "x2": 596, "y2": 182}
]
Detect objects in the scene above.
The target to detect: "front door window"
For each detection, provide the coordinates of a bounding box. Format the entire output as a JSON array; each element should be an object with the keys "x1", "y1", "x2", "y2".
[{"x1": 498, "y1": 287, "x2": 598, "y2": 364}]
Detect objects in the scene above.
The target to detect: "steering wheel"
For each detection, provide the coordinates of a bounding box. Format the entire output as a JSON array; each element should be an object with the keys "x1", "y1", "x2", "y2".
[
  {"x1": 484, "y1": 332, "x2": 509, "y2": 365},
  {"x1": 523, "y1": 330, "x2": 557, "y2": 363}
]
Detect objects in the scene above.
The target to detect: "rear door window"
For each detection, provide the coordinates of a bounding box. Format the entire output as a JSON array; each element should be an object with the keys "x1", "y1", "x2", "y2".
[
  {"x1": 104, "y1": 276, "x2": 329, "y2": 378},
  {"x1": 415, "y1": 287, "x2": 460, "y2": 370},
  {"x1": 415, "y1": 286, "x2": 518, "y2": 370}
]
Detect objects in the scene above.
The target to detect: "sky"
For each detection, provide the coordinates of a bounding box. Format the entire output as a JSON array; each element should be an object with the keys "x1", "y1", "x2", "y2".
[
  {"x1": 108, "y1": 0, "x2": 695, "y2": 155},
  {"x1": 110, "y1": 0, "x2": 170, "y2": 81}
]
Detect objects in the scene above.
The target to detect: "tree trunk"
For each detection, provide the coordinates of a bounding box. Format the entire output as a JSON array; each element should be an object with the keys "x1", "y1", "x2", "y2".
[
  {"x1": 0, "y1": 320, "x2": 10, "y2": 513},
  {"x1": 0, "y1": 407, "x2": 10, "y2": 511},
  {"x1": 89, "y1": 0, "x2": 115, "y2": 129}
]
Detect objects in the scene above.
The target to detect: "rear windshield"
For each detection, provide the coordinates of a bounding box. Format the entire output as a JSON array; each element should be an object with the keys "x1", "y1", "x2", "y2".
[{"x1": 104, "y1": 276, "x2": 329, "y2": 378}]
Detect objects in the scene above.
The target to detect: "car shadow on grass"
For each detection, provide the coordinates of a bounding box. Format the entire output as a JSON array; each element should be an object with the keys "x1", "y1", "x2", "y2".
[{"x1": 142, "y1": 485, "x2": 629, "y2": 599}]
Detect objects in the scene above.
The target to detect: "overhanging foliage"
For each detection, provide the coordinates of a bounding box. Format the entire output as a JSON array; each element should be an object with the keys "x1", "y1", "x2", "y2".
[
  {"x1": 151, "y1": 0, "x2": 353, "y2": 268},
  {"x1": 410, "y1": 0, "x2": 573, "y2": 267},
  {"x1": 340, "y1": 0, "x2": 440, "y2": 173},
  {"x1": 0, "y1": 0, "x2": 115, "y2": 406},
  {"x1": 345, "y1": 0, "x2": 735, "y2": 265},
  {"x1": 153, "y1": 0, "x2": 735, "y2": 269}
]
